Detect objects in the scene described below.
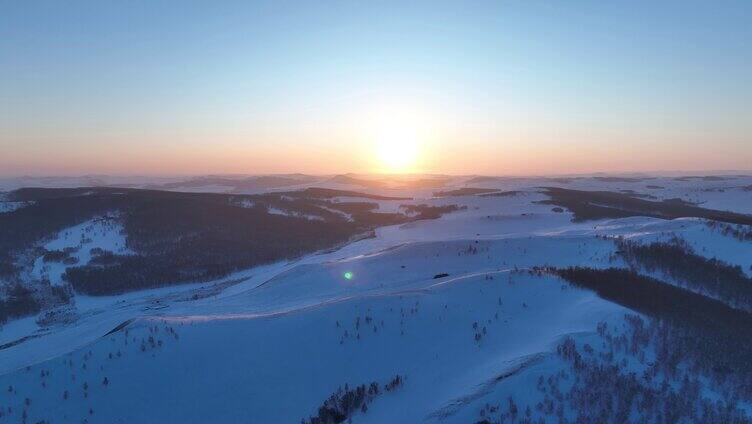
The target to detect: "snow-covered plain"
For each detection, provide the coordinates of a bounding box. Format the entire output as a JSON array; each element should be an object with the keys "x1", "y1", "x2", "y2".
[{"x1": 1, "y1": 175, "x2": 752, "y2": 423}]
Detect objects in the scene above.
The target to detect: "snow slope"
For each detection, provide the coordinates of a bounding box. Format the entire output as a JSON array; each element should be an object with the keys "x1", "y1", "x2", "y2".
[{"x1": 1, "y1": 176, "x2": 751, "y2": 423}]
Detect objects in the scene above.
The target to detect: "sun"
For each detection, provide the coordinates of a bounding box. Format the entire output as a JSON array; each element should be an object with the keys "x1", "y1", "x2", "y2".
[
  {"x1": 374, "y1": 125, "x2": 421, "y2": 173},
  {"x1": 362, "y1": 96, "x2": 430, "y2": 173}
]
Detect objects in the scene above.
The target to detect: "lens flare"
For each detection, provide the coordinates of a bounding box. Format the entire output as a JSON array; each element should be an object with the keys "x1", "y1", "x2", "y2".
[{"x1": 343, "y1": 271, "x2": 354, "y2": 280}]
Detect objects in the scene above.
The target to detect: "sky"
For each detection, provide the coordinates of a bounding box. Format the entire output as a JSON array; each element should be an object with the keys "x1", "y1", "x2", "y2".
[{"x1": 1, "y1": 0, "x2": 751, "y2": 176}]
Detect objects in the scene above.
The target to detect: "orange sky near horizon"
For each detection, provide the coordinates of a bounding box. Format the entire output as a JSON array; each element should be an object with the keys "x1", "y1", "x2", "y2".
[{"x1": 3, "y1": 128, "x2": 750, "y2": 177}]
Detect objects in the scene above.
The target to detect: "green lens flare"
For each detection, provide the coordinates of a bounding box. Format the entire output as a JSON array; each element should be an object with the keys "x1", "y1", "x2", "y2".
[{"x1": 343, "y1": 271, "x2": 354, "y2": 280}]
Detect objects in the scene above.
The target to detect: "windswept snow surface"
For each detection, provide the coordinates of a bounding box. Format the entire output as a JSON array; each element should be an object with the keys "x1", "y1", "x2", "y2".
[{"x1": 2, "y1": 176, "x2": 752, "y2": 423}]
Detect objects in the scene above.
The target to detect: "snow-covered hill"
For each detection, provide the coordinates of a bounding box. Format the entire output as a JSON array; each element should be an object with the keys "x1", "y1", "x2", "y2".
[{"x1": 1, "y1": 175, "x2": 752, "y2": 423}]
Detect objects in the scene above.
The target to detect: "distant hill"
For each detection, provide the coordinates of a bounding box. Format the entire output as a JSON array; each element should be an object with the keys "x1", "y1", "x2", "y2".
[
  {"x1": 283, "y1": 187, "x2": 411, "y2": 200},
  {"x1": 433, "y1": 187, "x2": 501, "y2": 197},
  {"x1": 328, "y1": 174, "x2": 452, "y2": 190},
  {"x1": 674, "y1": 175, "x2": 736, "y2": 182},
  {"x1": 465, "y1": 176, "x2": 500, "y2": 184},
  {"x1": 147, "y1": 174, "x2": 319, "y2": 192},
  {"x1": 591, "y1": 176, "x2": 654, "y2": 183},
  {"x1": 327, "y1": 174, "x2": 388, "y2": 189},
  {"x1": 397, "y1": 178, "x2": 450, "y2": 189}
]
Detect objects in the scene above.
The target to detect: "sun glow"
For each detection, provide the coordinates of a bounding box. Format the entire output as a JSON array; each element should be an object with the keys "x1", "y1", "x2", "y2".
[
  {"x1": 375, "y1": 126, "x2": 421, "y2": 173},
  {"x1": 366, "y1": 99, "x2": 428, "y2": 173}
]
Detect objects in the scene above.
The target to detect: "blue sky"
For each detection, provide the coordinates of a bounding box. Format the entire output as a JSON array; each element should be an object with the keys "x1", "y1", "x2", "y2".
[{"x1": 2, "y1": 0, "x2": 751, "y2": 175}]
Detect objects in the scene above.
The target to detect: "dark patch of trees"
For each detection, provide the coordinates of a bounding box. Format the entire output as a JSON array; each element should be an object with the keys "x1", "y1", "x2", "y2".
[
  {"x1": 42, "y1": 249, "x2": 73, "y2": 263},
  {"x1": 615, "y1": 238, "x2": 752, "y2": 309},
  {"x1": 618, "y1": 189, "x2": 657, "y2": 199},
  {"x1": 1, "y1": 187, "x2": 460, "y2": 299},
  {"x1": 480, "y1": 312, "x2": 752, "y2": 423},
  {"x1": 547, "y1": 266, "x2": 752, "y2": 398},
  {"x1": 663, "y1": 197, "x2": 697, "y2": 206},
  {"x1": 302, "y1": 376, "x2": 403, "y2": 424},
  {"x1": 0, "y1": 187, "x2": 419, "y2": 296},
  {"x1": 479, "y1": 190, "x2": 523, "y2": 198},
  {"x1": 538, "y1": 187, "x2": 752, "y2": 224},
  {"x1": 548, "y1": 324, "x2": 749, "y2": 423},
  {"x1": 88, "y1": 247, "x2": 107, "y2": 256},
  {"x1": 706, "y1": 221, "x2": 752, "y2": 242},
  {"x1": 63, "y1": 192, "x2": 358, "y2": 295},
  {"x1": 0, "y1": 285, "x2": 40, "y2": 324},
  {"x1": 0, "y1": 281, "x2": 70, "y2": 324},
  {"x1": 87, "y1": 250, "x2": 122, "y2": 266},
  {"x1": 548, "y1": 267, "x2": 752, "y2": 337}
]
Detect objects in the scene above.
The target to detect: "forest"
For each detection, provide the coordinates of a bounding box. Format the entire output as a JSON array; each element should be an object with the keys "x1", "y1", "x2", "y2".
[
  {"x1": 475, "y1": 266, "x2": 752, "y2": 423},
  {"x1": 545, "y1": 267, "x2": 752, "y2": 399},
  {"x1": 1, "y1": 187, "x2": 462, "y2": 297},
  {"x1": 705, "y1": 220, "x2": 752, "y2": 242},
  {"x1": 478, "y1": 314, "x2": 752, "y2": 424},
  {"x1": 0, "y1": 191, "x2": 124, "y2": 279},
  {"x1": 0, "y1": 283, "x2": 70, "y2": 324},
  {"x1": 615, "y1": 237, "x2": 752, "y2": 310},
  {"x1": 302, "y1": 375, "x2": 403, "y2": 424},
  {"x1": 539, "y1": 187, "x2": 752, "y2": 224},
  {"x1": 62, "y1": 190, "x2": 398, "y2": 294}
]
